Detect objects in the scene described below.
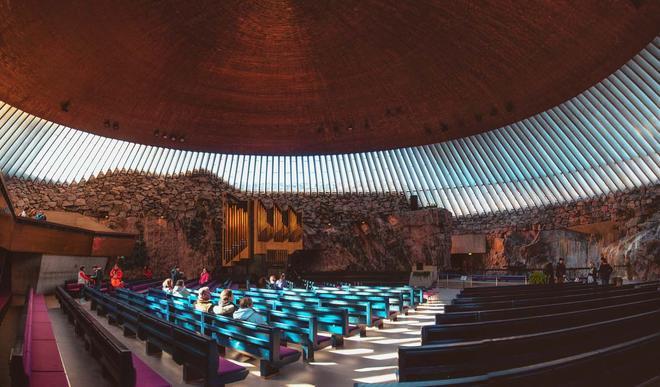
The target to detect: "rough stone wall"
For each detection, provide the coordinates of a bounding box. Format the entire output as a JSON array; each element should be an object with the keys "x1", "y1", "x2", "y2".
[
  {"x1": 453, "y1": 185, "x2": 660, "y2": 279},
  {"x1": 6, "y1": 171, "x2": 451, "y2": 275}
]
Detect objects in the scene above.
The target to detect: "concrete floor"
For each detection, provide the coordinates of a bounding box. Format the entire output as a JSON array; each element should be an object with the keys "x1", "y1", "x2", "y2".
[{"x1": 6, "y1": 288, "x2": 458, "y2": 387}]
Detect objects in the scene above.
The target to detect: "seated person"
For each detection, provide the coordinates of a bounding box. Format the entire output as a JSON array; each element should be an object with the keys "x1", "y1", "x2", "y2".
[
  {"x1": 212, "y1": 289, "x2": 236, "y2": 317},
  {"x1": 233, "y1": 297, "x2": 266, "y2": 325},
  {"x1": 77, "y1": 265, "x2": 91, "y2": 285},
  {"x1": 194, "y1": 287, "x2": 213, "y2": 313},
  {"x1": 267, "y1": 275, "x2": 278, "y2": 290},
  {"x1": 162, "y1": 278, "x2": 174, "y2": 293},
  {"x1": 275, "y1": 273, "x2": 287, "y2": 289},
  {"x1": 172, "y1": 279, "x2": 191, "y2": 298},
  {"x1": 34, "y1": 210, "x2": 47, "y2": 221}
]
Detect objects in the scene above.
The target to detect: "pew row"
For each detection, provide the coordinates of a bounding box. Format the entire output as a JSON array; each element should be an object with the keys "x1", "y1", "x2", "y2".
[
  {"x1": 55, "y1": 286, "x2": 170, "y2": 387},
  {"x1": 83, "y1": 286, "x2": 249, "y2": 385}
]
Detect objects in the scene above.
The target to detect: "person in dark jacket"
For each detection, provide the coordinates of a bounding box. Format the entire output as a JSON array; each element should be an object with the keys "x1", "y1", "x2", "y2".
[
  {"x1": 555, "y1": 258, "x2": 567, "y2": 284},
  {"x1": 94, "y1": 265, "x2": 104, "y2": 289},
  {"x1": 543, "y1": 261, "x2": 555, "y2": 285},
  {"x1": 599, "y1": 256, "x2": 613, "y2": 286},
  {"x1": 171, "y1": 265, "x2": 183, "y2": 283}
]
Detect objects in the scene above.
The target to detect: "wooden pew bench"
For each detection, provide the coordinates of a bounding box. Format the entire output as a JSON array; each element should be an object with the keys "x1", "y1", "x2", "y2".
[
  {"x1": 423, "y1": 296, "x2": 660, "y2": 344},
  {"x1": 85, "y1": 286, "x2": 249, "y2": 386}
]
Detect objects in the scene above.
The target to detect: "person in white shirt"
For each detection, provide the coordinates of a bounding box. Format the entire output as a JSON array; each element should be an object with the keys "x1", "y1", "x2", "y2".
[
  {"x1": 162, "y1": 278, "x2": 174, "y2": 293},
  {"x1": 172, "y1": 279, "x2": 191, "y2": 298}
]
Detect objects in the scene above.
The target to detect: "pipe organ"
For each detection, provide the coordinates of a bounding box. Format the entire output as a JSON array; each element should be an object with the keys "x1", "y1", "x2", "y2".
[{"x1": 222, "y1": 197, "x2": 303, "y2": 267}]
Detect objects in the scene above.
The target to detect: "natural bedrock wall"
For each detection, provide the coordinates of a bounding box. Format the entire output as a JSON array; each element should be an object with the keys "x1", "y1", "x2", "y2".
[
  {"x1": 6, "y1": 171, "x2": 451, "y2": 275},
  {"x1": 453, "y1": 185, "x2": 660, "y2": 280}
]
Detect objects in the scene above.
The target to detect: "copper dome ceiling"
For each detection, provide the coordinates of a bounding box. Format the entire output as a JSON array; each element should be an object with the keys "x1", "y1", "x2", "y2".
[{"x1": 0, "y1": 1, "x2": 658, "y2": 155}]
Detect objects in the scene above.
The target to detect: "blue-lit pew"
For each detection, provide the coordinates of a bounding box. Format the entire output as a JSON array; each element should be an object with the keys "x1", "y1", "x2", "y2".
[
  {"x1": 146, "y1": 289, "x2": 331, "y2": 361},
  {"x1": 84, "y1": 287, "x2": 249, "y2": 386},
  {"x1": 118, "y1": 289, "x2": 301, "y2": 376},
  {"x1": 316, "y1": 289, "x2": 405, "y2": 317},
  {"x1": 231, "y1": 289, "x2": 383, "y2": 328}
]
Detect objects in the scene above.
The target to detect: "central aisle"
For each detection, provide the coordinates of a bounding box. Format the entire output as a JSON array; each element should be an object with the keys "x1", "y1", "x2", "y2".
[{"x1": 76, "y1": 291, "x2": 454, "y2": 387}]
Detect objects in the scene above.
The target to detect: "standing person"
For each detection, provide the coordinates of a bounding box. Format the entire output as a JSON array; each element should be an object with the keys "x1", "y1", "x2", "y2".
[
  {"x1": 555, "y1": 258, "x2": 567, "y2": 284},
  {"x1": 599, "y1": 256, "x2": 613, "y2": 286},
  {"x1": 143, "y1": 265, "x2": 153, "y2": 280},
  {"x1": 77, "y1": 266, "x2": 91, "y2": 285},
  {"x1": 110, "y1": 263, "x2": 123, "y2": 288},
  {"x1": 587, "y1": 260, "x2": 597, "y2": 284},
  {"x1": 94, "y1": 265, "x2": 104, "y2": 289},
  {"x1": 213, "y1": 289, "x2": 236, "y2": 316},
  {"x1": 199, "y1": 267, "x2": 210, "y2": 285},
  {"x1": 543, "y1": 260, "x2": 555, "y2": 285},
  {"x1": 171, "y1": 265, "x2": 181, "y2": 283}
]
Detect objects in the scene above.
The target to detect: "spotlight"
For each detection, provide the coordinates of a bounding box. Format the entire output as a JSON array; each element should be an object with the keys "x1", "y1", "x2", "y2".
[
  {"x1": 60, "y1": 100, "x2": 70, "y2": 112},
  {"x1": 170, "y1": 136, "x2": 176, "y2": 141},
  {"x1": 112, "y1": 121, "x2": 119, "y2": 130},
  {"x1": 179, "y1": 137, "x2": 185, "y2": 142},
  {"x1": 153, "y1": 129, "x2": 160, "y2": 137},
  {"x1": 163, "y1": 134, "x2": 168, "y2": 139},
  {"x1": 104, "y1": 119, "x2": 111, "y2": 128}
]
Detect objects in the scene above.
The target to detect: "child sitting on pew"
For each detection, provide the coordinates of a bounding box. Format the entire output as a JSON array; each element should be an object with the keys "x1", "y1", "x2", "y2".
[
  {"x1": 195, "y1": 287, "x2": 214, "y2": 313},
  {"x1": 172, "y1": 279, "x2": 191, "y2": 298},
  {"x1": 212, "y1": 289, "x2": 236, "y2": 316},
  {"x1": 233, "y1": 297, "x2": 266, "y2": 324}
]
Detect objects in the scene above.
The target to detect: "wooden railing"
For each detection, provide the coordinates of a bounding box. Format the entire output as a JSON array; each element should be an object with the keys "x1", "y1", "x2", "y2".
[{"x1": 0, "y1": 173, "x2": 136, "y2": 256}]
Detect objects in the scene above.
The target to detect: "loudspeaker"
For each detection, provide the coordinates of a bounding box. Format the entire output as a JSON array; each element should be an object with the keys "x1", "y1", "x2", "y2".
[{"x1": 410, "y1": 195, "x2": 419, "y2": 210}]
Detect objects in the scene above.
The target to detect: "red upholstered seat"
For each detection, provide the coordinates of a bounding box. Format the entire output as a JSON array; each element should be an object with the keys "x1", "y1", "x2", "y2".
[
  {"x1": 33, "y1": 312, "x2": 51, "y2": 323},
  {"x1": 31, "y1": 322, "x2": 55, "y2": 340},
  {"x1": 31, "y1": 371, "x2": 69, "y2": 387},
  {"x1": 31, "y1": 340, "x2": 65, "y2": 372},
  {"x1": 33, "y1": 304, "x2": 49, "y2": 312},
  {"x1": 279, "y1": 346, "x2": 299, "y2": 359},
  {"x1": 218, "y1": 358, "x2": 246, "y2": 376},
  {"x1": 132, "y1": 354, "x2": 171, "y2": 387}
]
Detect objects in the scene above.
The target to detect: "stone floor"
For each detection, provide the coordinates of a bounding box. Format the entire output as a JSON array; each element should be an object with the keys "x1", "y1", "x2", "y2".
[{"x1": 9, "y1": 288, "x2": 459, "y2": 387}]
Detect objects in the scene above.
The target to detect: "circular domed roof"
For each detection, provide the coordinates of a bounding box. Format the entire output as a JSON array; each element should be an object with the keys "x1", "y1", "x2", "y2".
[{"x1": 0, "y1": 1, "x2": 657, "y2": 154}]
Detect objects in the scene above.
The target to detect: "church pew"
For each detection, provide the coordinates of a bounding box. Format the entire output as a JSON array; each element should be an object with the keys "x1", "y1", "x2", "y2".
[
  {"x1": 56, "y1": 286, "x2": 170, "y2": 387},
  {"x1": 229, "y1": 289, "x2": 383, "y2": 328},
  {"x1": 271, "y1": 301, "x2": 362, "y2": 338},
  {"x1": 316, "y1": 289, "x2": 407, "y2": 315},
  {"x1": 436, "y1": 287, "x2": 660, "y2": 324},
  {"x1": 355, "y1": 331, "x2": 660, "y2": 387},
  {"x1": 445, "y1": 285, "x2": 658, "y2": 312},
  {"x1": 84, "y1": 286, "x2": 249, "y2": 385},
  {"x1": 453, "y1": 282, "x2": 658, "y2": 303},
  {"x1": 398, "y1": 308, "x2": 660, "y2": 382},
  {"x1": 458, "y1": 282, "x2": 589, "y2": 296},
  {"x1": 117, "y1": 289, "x2": 301, "y2": 376},
  {"x1": 423, "y1": 296, "x2": 660, "y2": 344},
  {"x1": 149, "y1": 290, "x2": 330, "y2": 361}
]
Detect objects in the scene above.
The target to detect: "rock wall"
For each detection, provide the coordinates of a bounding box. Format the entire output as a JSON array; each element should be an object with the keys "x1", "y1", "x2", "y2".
[
  {"x1": 6, "y1": 171, "x2": 451, "y2": 275},
  {"x1": 453, "y1": 185, "x2": 660, "y2": 279}
]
